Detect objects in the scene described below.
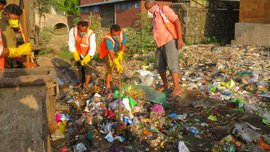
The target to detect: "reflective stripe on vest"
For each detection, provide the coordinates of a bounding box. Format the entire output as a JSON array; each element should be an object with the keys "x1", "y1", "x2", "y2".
[
  {"x1": 104, "y1": 30, "x2": 124, "y2": 48},
  {"x1": 99, "y1": 30, "x2": 125, "y2": 59}
]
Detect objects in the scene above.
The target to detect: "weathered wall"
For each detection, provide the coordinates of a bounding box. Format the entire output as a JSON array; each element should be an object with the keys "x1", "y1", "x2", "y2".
[
  {"x1": 0, "y1": 68, "x2": 57, "y2": 152},
  {"x1": 0, "y1": 86, "x2": 49, "y2": 152},
  {"x1": 37, "y1": 13, "x2": 69, "y2": 31},
  {"x1": 116, "y1": 1, "x2": 141, "y2": 27},
  {"x1": 240, "y1": 0, "x2": 270, "y2": 23},
  {"x1": 233, "y1": 23, "x2": 270, "y2": 47},
  {"x1": 171, "y1": 3, "x2": 239, "y2": 44}
]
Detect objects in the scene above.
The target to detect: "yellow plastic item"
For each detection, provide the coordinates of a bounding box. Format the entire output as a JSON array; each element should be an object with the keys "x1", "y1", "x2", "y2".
[{"x1": 58, "y1": 122, "x2": 67, "y2": 133}]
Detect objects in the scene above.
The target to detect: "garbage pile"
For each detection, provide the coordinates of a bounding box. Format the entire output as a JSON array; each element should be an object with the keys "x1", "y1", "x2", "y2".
[{"x1": 51, "y1": 44, "x2": 270, "y2": 152}]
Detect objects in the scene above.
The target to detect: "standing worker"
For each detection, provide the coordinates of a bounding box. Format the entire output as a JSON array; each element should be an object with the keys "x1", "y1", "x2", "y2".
[
  {"x1": 144, "y1": 0, "x2": 184, "y2": 100},
  {"x1": 68, "y1": 21, "x2": 96, "y2": 89},
  {"x1": 0, "y1": 4, "x2": 32, "y2": 69},
  {"x1": 99, "y1": 24, "x2": 127, "y2": 91}
]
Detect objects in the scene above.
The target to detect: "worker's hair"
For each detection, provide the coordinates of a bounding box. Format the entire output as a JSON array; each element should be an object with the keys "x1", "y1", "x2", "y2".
[
  {"x1": 145, "y1": 0, "x2": 155, "y2": 4},
  {"x1": 110, "y1": 24, "x2": 121, "y2": 32},
  {"x1": 4, "y1": 4, "x2": 22, "y2": 16},
  {"x1": 0, "y1": 0, "x2": 7, "y2": 5},
  {"x1": 77, "y1": 21, "x2": 89, "y2": 27}
]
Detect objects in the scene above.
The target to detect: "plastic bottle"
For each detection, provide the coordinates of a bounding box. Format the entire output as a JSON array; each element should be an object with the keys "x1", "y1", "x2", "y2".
[{"x1": 178, "y1": 141, "x2": 190, "y2": 152}]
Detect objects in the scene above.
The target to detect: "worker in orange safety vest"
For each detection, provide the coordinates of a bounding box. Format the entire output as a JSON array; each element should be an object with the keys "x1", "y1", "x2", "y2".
[
  {"x1": 99, "y1": 24, "x2": 127, "y2": 91},
  {"x1": 68, "y1": 21, "x2": 96, "y2": 88}
]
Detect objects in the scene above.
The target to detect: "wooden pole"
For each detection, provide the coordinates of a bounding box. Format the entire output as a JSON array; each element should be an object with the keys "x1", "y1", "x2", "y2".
[
  {"x1": 118, "y1": 73, "x2": 122, "y2": 124},
  {"x1": 22, "y1": 3, "x2": 30, "y2": 68}
]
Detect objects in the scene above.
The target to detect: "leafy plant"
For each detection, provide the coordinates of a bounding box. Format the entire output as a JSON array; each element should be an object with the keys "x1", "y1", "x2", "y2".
[
  {"x1": 40, "y1": 27, "x2": 53, "y2": 45},
  {"x1": 201, "y1": 36, "x2": 217, "y2": 44},
  {"x1": 51, "y1": 0, "x2": 80, "y2": 16},
  {"x1": 34, "y1": 0, "x2": 52, "y2": 14},
  {"x1": 56, "y1": 45, "x2": 73, "y2": 61},
  {"x1": 126, "y1": 13, "x2": 156, "y2": 57}
]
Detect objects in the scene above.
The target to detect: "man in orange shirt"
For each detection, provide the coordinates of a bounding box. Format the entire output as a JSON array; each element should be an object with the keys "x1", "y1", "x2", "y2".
[{"x1": 145, "y1": 0, "x2": 184, "y2": 100}]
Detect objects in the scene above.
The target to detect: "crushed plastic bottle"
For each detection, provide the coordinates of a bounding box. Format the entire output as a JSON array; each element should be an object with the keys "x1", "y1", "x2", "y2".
[
  {"x1": 233, "y1": 123, "x2": 260, "y2": 142},
  {"x1": 73, "y1": 143, "x2": 87, "y2": 152},
  {"x1": 187, "y1": 126, "x2": 199, "y2": 135},
  {"x1": 178, "y1": 141, "x2": 190, "y2": 152}
]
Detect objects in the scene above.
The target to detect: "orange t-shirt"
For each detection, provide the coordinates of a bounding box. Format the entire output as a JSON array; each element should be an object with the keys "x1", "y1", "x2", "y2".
[{"x1": 152, "y1": 6, "x2": 179, "y2": 47}]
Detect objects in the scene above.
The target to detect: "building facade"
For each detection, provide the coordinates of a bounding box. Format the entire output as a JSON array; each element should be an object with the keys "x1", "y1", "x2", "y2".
[{"x1": 79, "y1": 0, "x2": 172, "y2": 27}]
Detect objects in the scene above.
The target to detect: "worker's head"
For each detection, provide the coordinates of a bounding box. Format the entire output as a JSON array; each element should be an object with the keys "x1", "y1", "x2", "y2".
[
  {"x1": 145, "y1": 0, "x2": 158, "y2": 14},
  {"x1": 3, "y1": 4, "x2": 22, "y2": 28},
  {"x1": 110, "y1": 24, "x2": 121, "y2": 41},
  {"x1": 0, "y1": 0, "x2": 7, "y2": 11},
  {"x1": 3, "y1": 4, "x2": 22, "y2": 19},
  {"x1": 77, "y1": 21, "x2": 89, "y2": 37}
]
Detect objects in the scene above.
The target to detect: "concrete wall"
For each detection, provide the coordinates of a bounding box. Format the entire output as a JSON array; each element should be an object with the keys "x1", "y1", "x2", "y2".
[
  {"x1": 171, "y1": 3, "x2": 239, "y2": 44},
  {"x1": 233, "y1": 23, "x2": 270, "y2": 47},
  {"x1": 233, "y1": 0, "x2": 270, "y2": 47},
  {"x1": 37, "y1": 13, "x2": 69, "y2": 31}
]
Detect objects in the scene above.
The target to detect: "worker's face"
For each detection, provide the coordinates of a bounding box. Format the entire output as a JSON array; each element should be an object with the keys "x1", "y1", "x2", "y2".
[
  {"x1": 78, "y1": 26, "x2": 88, "y2": 37},
  {"x1": 6, "y1": 14, "x2": 20, "y2": 28},
  {"x1": 8, "y1": 13, "x2": 20, "y2": 20},
  {"x1": 0, "y1": 4, "x2": 5, "y2": 11},
  {"x1": 145, "y1": 2, "x2": 158, "y2": 14},
  {"x1": 111, "y1": 30, "x2": 120, "y2": 41}
]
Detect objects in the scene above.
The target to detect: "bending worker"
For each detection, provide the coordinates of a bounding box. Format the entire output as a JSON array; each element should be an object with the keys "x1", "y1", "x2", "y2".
[
  {"x1": 68, "y1": 21, "x2": 96, "y2": 88},
  {"x1": 99, "y1": 24, "x2": 126, "y2": 91}
]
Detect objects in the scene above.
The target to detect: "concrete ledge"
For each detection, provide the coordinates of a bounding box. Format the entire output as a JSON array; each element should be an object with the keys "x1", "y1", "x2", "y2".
[{"x1": 234, "y1": 22, "x2": 270, "y2": 47}]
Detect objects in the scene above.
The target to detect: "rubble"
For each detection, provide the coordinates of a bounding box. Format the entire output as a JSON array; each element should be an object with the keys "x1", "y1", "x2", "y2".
[{"x1": 51, "y1": 44, "x2": 270, "y2": 151}]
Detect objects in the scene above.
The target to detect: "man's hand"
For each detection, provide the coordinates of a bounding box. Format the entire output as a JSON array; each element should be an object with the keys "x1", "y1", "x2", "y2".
[
  {"x1": 177, "y1": 38, "x2": 184, "y2": 49},
  {"x1": 8, "y1": 43, "x2": 32, "y2": 58},
  {"x1": 113, "y1": 58, "x2": 123, "y2": 73},
  {"x1": 72, "y1": 51, "x2": 80, "y2": 61},
  {"x1": 117, "y1": 51, "x2": 124, "y2": 62},
  {"x1": 81, "y1": 55, "x2": 91, "y2": 66}
]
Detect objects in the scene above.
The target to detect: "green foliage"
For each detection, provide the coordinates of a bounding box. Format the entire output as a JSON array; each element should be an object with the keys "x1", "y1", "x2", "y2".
[
  {"x1": 34, "y1": 0, "x2": 52, "y2": 14},
  {"x1": 39, "y1": 49, "x2": 51, "y2": 55},
  {"x1": 88, "y1": 15, "x2": 102, "y2": 31},
  {"x1": 40, "y1": 27, "x2": 53, "y2": 44},
  {"x1": 201, "y1": 36, "x2": 217, "y2": 44},
  {"x1": 56, "y1": 45, "x2": 73, "y2": 60},
  {"x1": 51, "y1": 0, "x2": 80, "y2": 16},
  {"x1": 126, "y1": 13, "x2": 156, "y2": 57},
  {"x1": 179, "y1": 52, "x2": 184, "y2": 60},
  {"x1": 34, "y1": 0, "x2": 80, "y2": 15},
  {"x1": 72, "y1": 16, "x2": 81, "y2": 27}
]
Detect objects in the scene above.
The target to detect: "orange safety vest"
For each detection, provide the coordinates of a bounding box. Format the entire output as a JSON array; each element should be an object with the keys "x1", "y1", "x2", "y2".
[
  {"x1": 73, "y1": 27, "x2": 94, "y2": 56},
  {"x1": 99, "y1": 30, "x2": 125, "y2": 59},
  {"x1": 159, "y1": 5, "x2": 182, "y2": 39},
  {"x1": 0, "y1": 29, "x2": 4, "y2": 70}
]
